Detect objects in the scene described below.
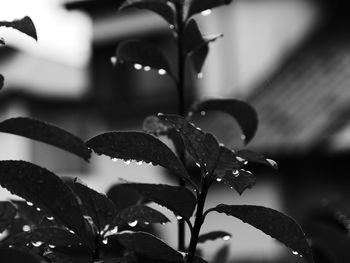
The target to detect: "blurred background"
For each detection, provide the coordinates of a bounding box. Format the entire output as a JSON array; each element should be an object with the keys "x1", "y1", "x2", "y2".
[{"x1": 1, "y1": 0, "x2": 350, "y2": 262}]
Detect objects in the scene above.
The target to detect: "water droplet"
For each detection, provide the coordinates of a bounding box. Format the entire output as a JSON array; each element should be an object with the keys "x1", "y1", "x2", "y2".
[
  {"x1": 22, "y1": 225, "x2": 31, "y2": 232},
  {"x1": 216, "y1": 178, "x2": 222, "y2": 182},
  {"x1": 161, "y1": 222, "x2": 166, "y2": 225},
  {"x1": 110, "y1": 226, "x2": 118, "y2": 234},
  {"x1": 201, "y1": 9, "x2": 212, "y2": 16},
  {"x1": 244, "y1": 161, "x2": 248, "y2": 165},
  {"x1": 31, "y1": 241, "x2": 43, "y2": 247},
  {"x1": 128, "y1": 220, "x2": 138, "y2": 227},
  {"x1": 169, "y1": 24, "x2": 175, "y2": 29},
  {"x1": 266, "y1": 159, "x2": 278, "y2": 168},
  {"x1": 200, "y1": 111, "x2": 206, "y2": 116},
  {"x1": 197, "y1": 72, "x2": 203, "y2": 79},
  {"x1": 236, "y1": 156, "x2": 245, "y2": 162},
  {"x1": 48, "y1": 245, "x2": 56, "y2": 249},
  {"x1": 46, "y1": 216, "x2": 54, "y2": 221},
  {"x1": 26, "y1": 201, "x2": 34, "y2": 206},
  {"x1": 144, "y1": 221, "x2": 150, "y2": 225},
  {"x1": 222, "y1": 235, "x2": 231, "y2": 241},
  {"x1": 134, "y1": 63, "x2": 142, "y2": 70},
  {"x1": 188, "y1": 111, "x2": 193, "y2": 117},
  {"x1": 136, "y1": 161, "x2": 143, "y2": 165},
  {"x1": 219, "y1": 143, "x2": 224, "y2": 147},
  {"x1": 124, "y1": 160, "x2": 131, "y2": 165},
  {"x1": 8, "y1": 245, "x2": 13, "y2": 248},
  {"x1": 232, "y1": 170, "x2": 240, "y2": 177},
  {"x1": 241, "y1": 134, "x2": 246, "y2": 141},
  {"x1": 36, "y1": 207, "x2": 41, "y2": 212},
  {"x1": 195, "y1": 162, "x2": 200, "y2": 167},
  {"x1": 69, "y1": 230, "x2": 75, "y2": 234},
  {"x1": 292, "y1": 251, "x2": 299, "y2": 255},
  {"x1": 158, "y1": 69, "x2": 167, "y2": 75},
  {"x1": 102, "y1": 239, "x2": 108, "y2": 245},
  {"x1": 143, "y1": 66, "x2": 151, "y2": 71},
  {"x1": 112, "y1": 158, "x2": 118, "y2": 162},
  {"x1": 110, "y1": 56, "x2": 117, "y2": 65},
  {"x1": 157, "y1": 112, "x2": 164, "y2": 116},
  {"x1": 176, "y1": 215, "x2": 183, "y2": 220}
]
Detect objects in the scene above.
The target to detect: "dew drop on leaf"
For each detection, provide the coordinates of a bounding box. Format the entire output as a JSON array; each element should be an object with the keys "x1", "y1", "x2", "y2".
[
  {"x1": 188, "y1": 111, "x2": 193, "y2": 117},
  {"x1": 110, "y1": 56, "x2": 117, "y2": 65},
  {"x1": 31, "y1": 241, "x2": 43, "y2": 247},
  {"x1": 102, "y1": 239, "x2": 108, "y2": 245},
  {"x1": 201, "y1": 9, "x2": 212, "y2": 16},
  {"x1": 197, "y1": 72, "x2": 203, "y2": 79},
  {"x1": 195, "y1": 162, "x2": 200, "y2": 167},
  {"x1": 48, "y1": 245, "x2": 56, "y2": 249},
  {"x1": 266, "y1": 158, "x2": 278, "y2": 168},
  {"x1": 222, "y1": 235, "x2": 231, "y2": 241},
  {"x1": 128, "y1": 220, "x2": 138, "y2": 227},
  {"x1": 169, "y1": 24, "x2": 175, "y2": 29},
  {"x1": 292, "y1": 251, "x2": 299, "y2": 255},
  {"x1": 216, "y1": 178, "x2": 222, "y2": 182},
  {"x1": 232, "y1": 170, "x2": 239, "y2": 177},
  {"x1": 236, "y1": 156, "x2": 245, "y2": 162},
  {"x1": 36, "y1": 207, "x2": 41, "y2": 212},
  {"x1": 176, "y1": 215, "x2": 183, "y2": 220},
  {"x1": 241, "y1": 134, "x2": 246, "y2": 141},
  {"x1": 46, "y1": 216, "x2": 54, "y2": 221},
  {"x1": 22, "y1": 225, "x2": 31, "y2": 232},
  {"x1": 158, "y1": 69, "x2": 167, "y2": 75},
  {"x1": 26, "y1": 201, "x2": 34, "y2": 206},
  {"x1": 144, "y1": 221, "x2": 150, "y2": 225},
  {"x1": 143, "y1": 66, "x2": 151, "y2": 71},
  {"x1": 200, "y1": 111, "x2": 206, "y2": 116},
  {"x1": 134, "y1": 63, "x2": 142, "y2": 70}
]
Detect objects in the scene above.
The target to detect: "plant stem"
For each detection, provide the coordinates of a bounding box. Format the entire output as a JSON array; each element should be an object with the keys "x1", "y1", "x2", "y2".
[
  {"x1": 176, "y1": 0, "x2": 187, "y2": 252},
  {"x1": 186, "y1": 180, "x2": 209, "y2": 263}
]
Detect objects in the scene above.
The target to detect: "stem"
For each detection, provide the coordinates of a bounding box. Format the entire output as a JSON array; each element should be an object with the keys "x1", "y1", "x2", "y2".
[
  {"x1": 92, "y1": 234, "x2": 102, "y2": 261},
  {"x1": 186, "y1": 180, "x2": 209, "y2": 263},
  {"x1": 176, "y1": 0, "x2": 187, "y2": 252}
]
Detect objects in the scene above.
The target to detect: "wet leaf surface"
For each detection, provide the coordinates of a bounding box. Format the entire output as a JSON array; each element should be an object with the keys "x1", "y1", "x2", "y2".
[
  {"x1": 0, "y1": 16, "x2": 37, "y2": 40},
  {"x1": 212, "y1": 204, "x2": 314, "y2": 262},
  {"x1": 0, "y1": 201, "x2": 17, "y2": 233},
  {"x1": 0, "y1": 161, "x2": 88, "y2": 246},
  {"x1": 191, "y1": 99, "x2": 258, "y2": 144},
  {"x1": 0, "y1": 247, "x2": 41, "y2": 263},
  {"x1": 220, "y1": 169, "x2": 256, "y2": 195},
  {"x1": 236, "y1": 150, "x2": 278, "y2": 169},
  {"x1": 186, "y1": 0, "x2": 233, "y2": 19},
  {"x1": 0, "y1": 117, "x2": 91, "y2": 161},
  {"x1": 86, "y1": 131, "x2": 191, "y2": 185}
]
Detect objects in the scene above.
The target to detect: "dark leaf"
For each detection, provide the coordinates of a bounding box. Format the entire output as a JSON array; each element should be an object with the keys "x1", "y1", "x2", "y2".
[
  {"x1": 220, "y1": 169, "x2": 256, "y2": 195},
  {"x1": 120, "y1": 0, "x2": 176, "y2": 27},
  {"x1": 0, "y1": 16, "x2": 37, "y2": 41},
  {"x1": 86, "y1": 131, "x2": 193, "y2": 186},
  {"x1": 214, "y1": 146, "x2": 242, "y2": 177},
  {"x1": 212, "y1": 245, "x2": 230, "y2": 263},
  {"x1": 11, "y1": 200, "x2": 51, "y2": 228},
  {"x1": 4, "y1": 227, "x2": 82, "y2": 248},
  {"x1": 109, "y1": 183, "x2": 196, "y2": 220},
  {"x1": 158, "y1": 114, "x2": 220, "y2": 173},
  {"x1": 193, "y1": 255, "x2": 208, "y2": 263},
  {"x1": 198, "y1": 231, "x2": 231, "y2": 244},
  {"x1": 0, "y1": 74, "x2": 3, "y2": 90},
  {"x1": 191, "y1": 99, "x2": 258, "y2": 144},
  {"x1": 186, "y1": 0, "x2": 233, "y2": 19},
  {"x1": 0, "y1": 201, "x2": 17, "y2": 233},
  {"x1": 0, "y1": 38, "x2": 4, "y2": 45},
  {"x1": 0, "y1": 117, "x2": 91, "y2": 161},
  {"x1": 112, "y1": 231, "x2": 183, "y2": 262},
  {"x1": 116, "y1": 40, "x2": 173, "y2": 77},
  {"x1": 212, "y1": 204, "x2": 314, "y2": 262},
  {"x1": 115, "y1": 205, "x2": 169, "y2": 227},
  {"x1": 236, "y1": 150, "x2": 278, "y2": 169},
  {"x1": 0, "y1": 247, "x2": 41, "y2": 263},
  {"x1": 0, "y1": 161, "x2": 89, "y2": 246},
  {"x1": 73, "y1": 180, "x2": 117, "y2": 232}
]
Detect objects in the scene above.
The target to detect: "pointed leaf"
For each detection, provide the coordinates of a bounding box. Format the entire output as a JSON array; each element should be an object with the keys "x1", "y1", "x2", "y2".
[
  {"x1": 111, "y1": 183, "x2": 196, "y2": 220},
  {"x1": 198, "y1": 231, "x2": 231, "y2": 244},
  {"x1": 112, "y1": 231, "x2": 183, "y2": 262},
  {"x1": 86, "y1": 131, "x2": 193, "y2": 186},
  {"x1": 191, "y1": 99, "x2": 258, "y2": 144},
  {"x1": 220, "y1": 169, "x2": 256, "y2": 195},
  {"x1": 0, "y1": 161, "x2": 88, "y2": 245},
  {"x1": 0, "y1": 201, "x2": 17, "y2": 233},
  {"x1": 4, "y1": 227, "x2": 82, "y2": 248},
  {"x1": 0, "y1": 117, "x2": 91, "y2": 161},
  {"x1": 115, "y1": 205, "x2": 170, "y2": 227},
  {"x1": 211, "y1": 204, "x2": 314, "y2": 263},
  {"x1": 116, "y1": 40, "x2": 173, "y2": 77},
  {"x1": 120, "y1": 0, "x2": 176, "y2": 27},
  {"x1": 186, "y1": 0, "x2": 233, "y2": 19},
  {"x1": 236, "y1": 150, "x2": 278, "y2": 169},
  {"x1": 0, "y1": 248, "x2": 41, "y2": 263},
  {"x1": 214, "y1": 146, "x2": 242, "y2": 177},
  {"x1": 0, "y1": 16, "x2": 37, "y2": 41},
  {"x1": 157, "y1": 114, "x2": 220, "y2": 173},
  {"x1": 73, "y1": 180, "x2": 117, "y2": 232}
]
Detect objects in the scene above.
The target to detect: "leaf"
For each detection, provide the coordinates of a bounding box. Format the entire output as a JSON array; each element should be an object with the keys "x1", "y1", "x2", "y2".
[
  {"x1": 116, "y1": 40, "x2": 173, "y2": 77},
  {"x1": 186, "y1": 0, "x2": 233, "y2": 19},
  {"x1": 191, "y1": 99, "x2": 258, "y2": 144},
  {"x1": 4, "y1": 227, "x2": 82, "y2": 248},
  {"x1": 236, "y1": 150, "x2": 278, "y2": 169},
  {"x1": 0, "y1": 161, "x2": 89, "y2": 246},
  {"x1": 111, "y1": 183, "x2": 196, "y2": 220},
  {"x1": 214, "y1": 146, "x2": 242, "y2": 177},
  {"x1": 198, "y1": 231, "x2": 231, "y2": 244},
  {"x1": 211, "y1": 204, "x2": 314, "y2": 263},
  {"x1": 115, "y1": 205, "x2": 170, "y2": 227},
  {"x1": 0, "y1": 201, "x2": 17, "y2": 233},
  {"x1": 0, "y1": 117, "x2": 91, "y2": 161},
  {"x1": 0, "y1": 247, "x2": 41, "y2": 263},
  {"x1": 220, "y1": 169, "x2": 256, "y2": 195},
  {"x1": 120, "y1": 0, "x2": 176, "y2": 27},
  {"x1": 112, "y1": 231, "x2": 183, "y2": 262},
  {"x1": 157, "y1": 114, "x2": 220, "y2": 173},
  {"x1": 0, "y1": 16, "x2": 37, "y2": 41},
  {"x1": 73, "y1": 180, "x2": 117, "y2": 232},
  {"x1": 86, "y1": 131, "x2": 193, "y2": 186},
  {"x1": 0, "y1": 74, "x2": 4, "y2": 90}
]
